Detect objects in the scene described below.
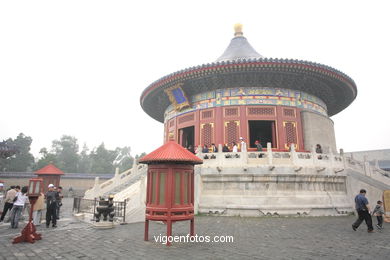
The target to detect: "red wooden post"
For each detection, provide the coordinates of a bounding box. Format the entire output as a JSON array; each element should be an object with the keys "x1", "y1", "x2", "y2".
[
  {"x1": 144, "y1": 219, "x2": 149, "y2": 241},
  {"x1": 13, "y1": 178, "x2": 43, "y2": 244},
  {"x1": 190, "y1": 218, "x2": 194, "y2": 236},
  {"x1": 139, "y1": 141, "x2": 203, "y2": 246},
  {"x1": 167, "y1": 220, "x2": 172, "y2": 246}
]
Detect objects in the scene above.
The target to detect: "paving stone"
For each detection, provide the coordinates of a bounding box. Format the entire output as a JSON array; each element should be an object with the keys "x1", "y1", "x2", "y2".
[{"x1": 1, "y1": 198, "x2": 390, "y2": 259}]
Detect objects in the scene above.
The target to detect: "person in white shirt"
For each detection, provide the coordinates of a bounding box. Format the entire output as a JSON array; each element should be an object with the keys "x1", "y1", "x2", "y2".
[
  {"x1": 239, "y1": 137, "x2": 247, "y2": 152},
  {"x1": 0, "y1": 183, "x2": 4, "y2": 205},
  {"x1": 10, "y1": 186, "x2": 30, "y2": 229},
  {"x1": 232, "y1": 142, "x2": 238, "y2": 153},
  {"x1": 0, "y1": 185, "x2": 19, "y2": 223}
]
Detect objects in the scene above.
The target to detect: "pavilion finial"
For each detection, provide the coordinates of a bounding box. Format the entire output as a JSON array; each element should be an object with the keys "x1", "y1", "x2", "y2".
[
  {"x1": 234, "y1": 23, "x2": 243, "y2": 37},
  {"x1": 168, "y1": 132, "x2": 175, "y2": 141}
]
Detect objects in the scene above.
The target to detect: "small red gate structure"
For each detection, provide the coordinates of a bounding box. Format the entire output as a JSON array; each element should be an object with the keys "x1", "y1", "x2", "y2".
[
  {"x1": 13, "y1": 178, "x2": 43, "y2": 244},
  {"x1": 139, "y1": 141, "x2": 203, "y2": 246},
  {"x1": 35, "y1": 164, "x2": 64, "y2": 193}
]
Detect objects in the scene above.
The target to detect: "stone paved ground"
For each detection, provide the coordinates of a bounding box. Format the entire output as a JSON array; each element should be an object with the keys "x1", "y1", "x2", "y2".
[{"x1": 1, "y1": 198, "x2": 390, "y2": 259}]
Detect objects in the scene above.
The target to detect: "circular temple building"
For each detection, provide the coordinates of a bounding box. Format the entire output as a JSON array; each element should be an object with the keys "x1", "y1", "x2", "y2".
[
  {"x1": 86, "y1": 25, "x2": 389, "y2": 219},
  {"x1": 137, "y1": 24, "x2": 364, "y2": 217},
  {"x1": 141, "y1": 24, "x2": 357, "y2": 153}
]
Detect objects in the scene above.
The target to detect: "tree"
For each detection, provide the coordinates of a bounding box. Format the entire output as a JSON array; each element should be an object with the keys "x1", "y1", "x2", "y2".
[
  {"x1": 135, "y1": 152, "x2": 147, "y2": 162},
  {"x1": 52, "y1": 135, "x2": 80, "y2": 173},
  {"x1": 90, "y1": 143, "x2": 117, "y2": 174},
  {"x1": 0, "y1": 133, "x2": 34, "y2": 172},
  {"x1": 78, "y1": 143, "x2": 92, "y2": 173},
  {"x1": 34, "y1": 147, "x2": 58, "y2": 171}
]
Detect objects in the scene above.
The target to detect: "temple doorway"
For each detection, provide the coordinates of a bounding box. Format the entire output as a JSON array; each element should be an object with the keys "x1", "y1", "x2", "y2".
[
  {"x1": 179, "y1": 126, "x2": 195, "y2": 149},
  {"x1": 248, "y1": 120, "x2": 276, "y2": 148}
]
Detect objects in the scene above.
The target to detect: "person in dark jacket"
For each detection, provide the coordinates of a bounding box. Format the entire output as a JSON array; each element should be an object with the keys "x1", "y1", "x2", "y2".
[
  {"x1": 45, "y1": 184, "x2": 59, "y2": 228},
  {"x1": 55, "y1": 186, "x2": 63, "y2": 220},
  {"x1": 222, "y1": 144, "x2": 230, "y2": 152},
  {"x1": 255, "y1": 140, "x2": 263, "y2": 158},
  {"x1": 352, "y1": 189, "x2": 373, "y2": 232}
]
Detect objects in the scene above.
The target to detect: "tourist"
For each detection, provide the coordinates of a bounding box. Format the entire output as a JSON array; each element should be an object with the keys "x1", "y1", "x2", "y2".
[
  {"x1": 255, "y1": 140, "x2": 263, "y2": 151},
  {"x1": 0, "y1": 183, "x2": 4, "y2": 207},
  {"x1": 56, "y1": 186, "x2": 63, "y2": 220},
  {"x1": 352, "y1": 189, "x2": 373, "y2": 232},
  {"x1": 45, "y1": 184, "x2": 59, "y2": 228},
  {"x1": 239, "y1": 137, "x2": 247, "y2": 152},
  {"x1": 255, "y1": 140, "x2": 263, "y2": 158},
  {"x1": 222, "y1": 144, "x2": 230, "y2": 152},
  {"x1": 232, "y1": 142, "x2": 238, "y2": 152},
  {"x1": 372, "y1": 200, "x2": 385, "y2": 229},
  {"x1": 211, "y1": 143, "x2": 218, "y2": 153},
  {"x1": 0, "y1": 185, "x2": 18, "y2": 223},
  {"x1": 9, "y1": 186, "x2": 29, "y2": 229},
  {"x1": 316, "y1": 144, "x2": 323, "y2": 159},
  {"x1": 32, "y1": 192, "x2": 45, "y2": 226},
  {"x1": 315, "y1": 144, "x2": 323, "y2": 153},
  {"x1": 202, "y1": 144, "x2": 209, "y2": 153},
  {"x1": 187, "y1": 145, "x2": 195, "y2": 154},
  {"x1": 68, "y1": 186, "x2": 74, "y2": 197},
  {"x1": 194, "y1": 145, "x2": 200, "y2": 154}
]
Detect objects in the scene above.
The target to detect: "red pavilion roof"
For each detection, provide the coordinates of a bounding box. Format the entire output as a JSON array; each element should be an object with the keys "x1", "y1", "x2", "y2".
[
  {"x1": 35, "y1": 164, "x2": 64, "y2": 175},
  {"x1": 139, "y1": 141, "x2": 203, "y2": 165}
]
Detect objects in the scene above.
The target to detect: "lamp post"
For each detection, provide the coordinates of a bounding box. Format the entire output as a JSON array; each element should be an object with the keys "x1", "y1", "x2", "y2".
[
  {"x1": 13, "y1": 178, "x2": 43, "y2": 244},
  {"x1": 139, "y1": 141, "x2": 203, "y2": 246}
]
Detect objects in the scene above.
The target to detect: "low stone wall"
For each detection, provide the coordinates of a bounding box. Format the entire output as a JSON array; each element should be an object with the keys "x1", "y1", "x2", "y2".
[
  {"x1": 78, "y1": 149, "x2": 390, "y2": 221},
  {"x1": 198, "y1": 166, "x2": 352, "y2": 216},
  {"x1": 0, "y1": 172, "x2": 113, "y2": 197}
]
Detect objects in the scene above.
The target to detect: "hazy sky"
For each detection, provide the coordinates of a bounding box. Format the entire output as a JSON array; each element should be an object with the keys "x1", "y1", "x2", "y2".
[{"x1": 1, "y1": 0, "x2": 389, "y2": 158}]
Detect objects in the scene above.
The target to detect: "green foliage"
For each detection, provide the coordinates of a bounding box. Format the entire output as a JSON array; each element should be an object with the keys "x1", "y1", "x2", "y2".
[
  {"x1": 34, "y1": 147, "x2": 58, "y2": 171},
  {"x1": 89, "y1": 143, "x2": 117, "y2": 174},
  {"x1": 0, "y1": 133, "x2": 35, "y2": 172},
  {"x1": 2, "y1": 133, "x2": 143, "y2": 174},
  {"x1": 52, "y1": 135, "x2": 80, "y2": 173},
  {"x1": 135, "y1": 152, "x2": 147, "y2": 162},
  {"x1": 78, "y1": 143, "x2": 92, "y2": 173}
]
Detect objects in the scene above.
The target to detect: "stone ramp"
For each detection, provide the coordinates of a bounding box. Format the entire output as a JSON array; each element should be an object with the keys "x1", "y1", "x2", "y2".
[
  {"x1": 102, "y1": 172, "x2": 143, "y2": 197},
  {"x1": 348, "y1": 169, "x2": 390, "y2": 191}
]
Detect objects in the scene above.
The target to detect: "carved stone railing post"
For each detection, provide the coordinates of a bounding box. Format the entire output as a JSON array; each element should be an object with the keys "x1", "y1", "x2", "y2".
[
  {"x1": 94, "y1": 176, "x2": 100, "y2": 189},
  {"x1": 340, "y1": 148, "x2": 347, "y2": 170},
  {"x1": 375, "y1": 159, "x2": 379, "y2": 169},
  {"x1": 290, "y1": 143, "x2": 297, "y2": 165},
  {"x1": 87, "y1": 176, "x2": 100, "y2": 199},
  {"x1": 114, "y1": 167, "x2": 120, "y2": 185},
  {"x1": 267, "y1": 142, "x2": 273, "y2": 165},
  {"x1": 131, "y1": 160, "x2": 138, "y2": 175},
  {"x1": 329, "y1": 149, "x2": 335, "y2": 167},
  {"x1": 311, "y1": 145, "x2": 317, "y2": 166},
  {"x1": 363, "y1": 155, "x2": 371, "y2": 177},
  {"x1": 241, "y1": 149, "x2": 248, "y2": 165}
]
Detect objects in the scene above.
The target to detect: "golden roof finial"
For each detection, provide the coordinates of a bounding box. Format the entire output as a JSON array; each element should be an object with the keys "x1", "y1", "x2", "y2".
[
  {"x1": 234, "y1": 23, "x2": 243, "y2": 37},
  {"x1": 168, "y1": 132, "x2": 175, "y2": 141}
]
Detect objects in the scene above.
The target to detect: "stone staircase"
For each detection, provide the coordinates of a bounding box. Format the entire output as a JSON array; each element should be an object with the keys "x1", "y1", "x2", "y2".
[
  {"x1": 348, "y1": 169, "x2": 390, "y2": 190},
  {"x1": 102, "y1": 171, "x2": 145, "y2": 197}
]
